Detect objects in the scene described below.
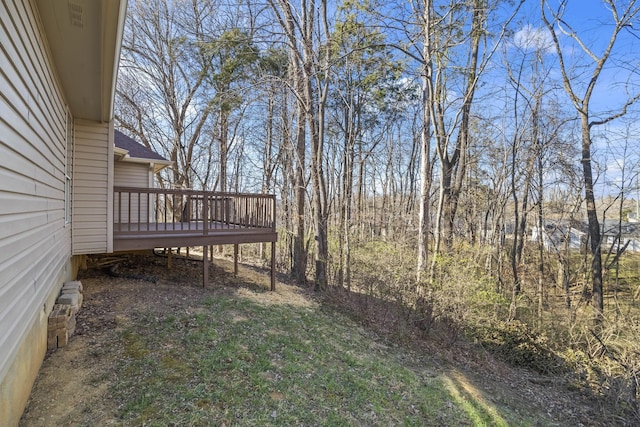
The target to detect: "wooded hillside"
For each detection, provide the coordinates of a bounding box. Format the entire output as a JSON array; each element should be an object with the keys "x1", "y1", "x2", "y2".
[{"x1": 114, "y1": 1, "x2": 640, "y2": 422}]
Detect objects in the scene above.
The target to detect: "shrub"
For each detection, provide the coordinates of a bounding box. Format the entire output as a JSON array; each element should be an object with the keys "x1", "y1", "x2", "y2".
[{"x1": 469, "y1": 320, "x2": 567, "y2": 375}]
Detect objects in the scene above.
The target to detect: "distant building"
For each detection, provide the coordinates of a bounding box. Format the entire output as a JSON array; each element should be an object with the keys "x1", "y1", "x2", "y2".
[
  {"x1": 531, "y1": 219, "x2": 640, "y2": 253},
  {"x1": 531, "y1": 221, "x2": 586, "y2": 252},
  {"x1": 601, "y1": 220, "x2": 640, "y2": 253}
]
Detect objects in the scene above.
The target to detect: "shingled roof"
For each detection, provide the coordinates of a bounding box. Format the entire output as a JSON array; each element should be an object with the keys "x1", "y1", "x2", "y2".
[{"x1": 114, "y1": 129, "x2": 168, "y2": 162}]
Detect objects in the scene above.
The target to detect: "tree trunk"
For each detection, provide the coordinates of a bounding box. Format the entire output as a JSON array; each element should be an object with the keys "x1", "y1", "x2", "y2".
[
  {"x1": 340, "y1": 112, "x2": 356, "y2": 290},
  {"x1": 416, "y1": 0, "x2": 433, "y2": 284},
  {"x1": 537, "y1": 150, "x2": 545, "y2": 321},
  {"x1": 581, "y1": 116, "x2": 604, "y2": 319},
  {"x1": 291, "y1": 54, "x2": 307, "y2": 284},
  {"x1": 219, "y1": 112, "x2": 228, "y2": 192},
  {"x1": 432, "y1": 1, "x2": 483, "y2": 255},
  {"x1": 292, "y1": 98, "x2": 307, "y2": 284},
  {"x1": 302, "y1": 0, "x2": 330, "y2": 291}
]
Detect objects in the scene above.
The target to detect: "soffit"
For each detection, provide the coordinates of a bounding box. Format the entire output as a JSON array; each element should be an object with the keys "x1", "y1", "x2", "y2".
[{"x1": 35, "y1": 0, "x2": 127, "y2": 122}]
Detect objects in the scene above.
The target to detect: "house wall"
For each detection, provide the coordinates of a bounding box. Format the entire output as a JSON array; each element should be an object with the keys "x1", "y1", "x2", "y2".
[
  {"x1": 114, "y1": 161, "x2": 152, "y2": 223},
  {"x1": 0, "y1": 0, "x2": 75, "y2": 425},
  {"x1": 72, "y1": 119, "x2": 114, "y2": 254},
  {"x1": 115, "y1": 161, "x2": 151, "y2": 188}
]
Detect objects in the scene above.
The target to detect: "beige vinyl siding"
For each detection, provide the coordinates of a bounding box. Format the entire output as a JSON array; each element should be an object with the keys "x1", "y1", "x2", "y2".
[
  {"x1": 0, "y1": 0, "x2": 71, "y2": 403},
  {"x1": 114, "y1": 162, "x2": 151, "y2": 223},
  {"x1": 115, "y1": 161, "x2": 151, "y2": 187},
  {"x1": 72, "y1": 119, "x2": 113, "y2": 254}
]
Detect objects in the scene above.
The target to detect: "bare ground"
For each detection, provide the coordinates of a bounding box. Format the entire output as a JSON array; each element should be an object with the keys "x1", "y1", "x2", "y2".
[{"x1": 19, "y1": 251, "x2": 612, "y2": 426}]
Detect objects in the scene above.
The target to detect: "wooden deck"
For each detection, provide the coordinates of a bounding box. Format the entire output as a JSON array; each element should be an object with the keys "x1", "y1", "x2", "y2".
[
  {"x1": 113, "y1": 187, "x2": 277, "y2": 289},
  {"x1": 113, "y1": 221, "x2": 277, "y2": 251}
]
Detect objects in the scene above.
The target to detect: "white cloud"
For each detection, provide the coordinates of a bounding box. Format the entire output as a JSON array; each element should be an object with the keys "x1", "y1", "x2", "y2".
[{"x1": 513, "y1": 25, "x2": 554, "y2": 53}]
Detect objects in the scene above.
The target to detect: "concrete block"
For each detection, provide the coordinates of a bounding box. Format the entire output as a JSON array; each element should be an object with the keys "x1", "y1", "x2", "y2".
[
  {"x1": 57, "y1": 330, "x2": 68, "y2": 347},
  {"x1": 49, "y1": 304, "x2": 71, "y2": 324},
  {"x1": 62, "y1": 280, "x2": 83, "y2": 293},
  {"x1": 47, "y1": 328, "x2": 68, "y2": 349},
  {"x1": 47, "y1": 333, "x2": 57, "y2": 350},
  {"x1": 50, "y1": 303, "x2": 71, "y2": 316},
  {"x1": 46, "y1": 286, "x2": 82, "y2": 350},
  {"x1": 67, "y1": 315, "x2": 77, "y2": 336},
  {"x1": 57, "y1": 293, "x2": 78, "y2": 307}
]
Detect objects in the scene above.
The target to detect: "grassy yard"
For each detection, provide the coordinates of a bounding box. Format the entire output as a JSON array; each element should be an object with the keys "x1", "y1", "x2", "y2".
[
  {"x1": 21, "y1": 254, "x2": 600, "y2": 426},
  {"x1": 110, "y1": 287, "x2": 558, "y2": 426}
]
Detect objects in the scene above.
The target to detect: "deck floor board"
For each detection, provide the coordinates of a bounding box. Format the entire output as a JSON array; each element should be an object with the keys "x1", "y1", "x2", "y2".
[{"x1": 113, "y1": 221, "x2": 277, "y2": 251}]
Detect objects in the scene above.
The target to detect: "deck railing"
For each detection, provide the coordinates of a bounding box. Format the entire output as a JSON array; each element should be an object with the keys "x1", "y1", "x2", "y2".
[{"x1": 113, "y1": 187, "x2": 276, "y2": 235}]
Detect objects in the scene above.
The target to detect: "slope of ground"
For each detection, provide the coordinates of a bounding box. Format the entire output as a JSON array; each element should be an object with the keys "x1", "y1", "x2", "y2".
[{"x1": 19, "y1": 252, "x2": 605, "y2": 426}]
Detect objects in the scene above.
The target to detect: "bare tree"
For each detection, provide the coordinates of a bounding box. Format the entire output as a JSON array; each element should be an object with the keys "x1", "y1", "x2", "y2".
[
  {"x1": 327, "y1": 5, "x2": 404, "y2": 289},
  {"x1": 116, "y1": 0, "x2": 217, "y2": 190},
  {"x1": 417, "y1": 0, "x2": 435, "y2": 283},
  {"x1": 430, "y1": 0, "x2": 522, "y2": 268},
  {"x1": 541, "y1": 0, "x2": 640, "y2": 320},
  {"x1": 267, "y1": 0, "x2": 331, "y2": 290}
]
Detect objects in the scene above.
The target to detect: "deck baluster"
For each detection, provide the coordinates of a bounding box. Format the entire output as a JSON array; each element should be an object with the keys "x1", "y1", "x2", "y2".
[
  {"x1": 127, "y1": 191, "x2": 131, "y2": 232},
  {"x1": 203, "y1": 191, "x2": 208, "y2": 236}
]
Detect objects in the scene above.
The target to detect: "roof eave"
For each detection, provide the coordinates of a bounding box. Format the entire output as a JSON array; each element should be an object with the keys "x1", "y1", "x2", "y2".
[
  {"x1": 118, "y1": 155, "x2": 173, "y2": 172},
  {"x1": 36, "y1": 0, "x2": 128, "y2": 122}
]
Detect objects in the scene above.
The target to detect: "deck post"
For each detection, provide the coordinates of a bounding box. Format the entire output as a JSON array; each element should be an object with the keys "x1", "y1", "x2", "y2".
[
  {"x1": 271, "y1": 241, "x2": 276, "y2": 291},
  {"x1": 203, "y1": 245, "x2": 208, "y2": 288},
  {"x1": 167, "y1": 248, "x2": 172, "y2": 269},
  {"x1": 233, "y1": 244, "x2": 239, "y2": 277}
]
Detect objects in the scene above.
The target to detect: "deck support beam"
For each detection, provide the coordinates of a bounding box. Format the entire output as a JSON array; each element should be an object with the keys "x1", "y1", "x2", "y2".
[
  {"x1": 203, "y1": 245, "x2": 208, "y2": 288},
  {"x1": 271, "y1": 241, "x2": 276, "y2": 291},
  {"x1": 233, "y1": 244, "x2": 239, "y2": 277}
]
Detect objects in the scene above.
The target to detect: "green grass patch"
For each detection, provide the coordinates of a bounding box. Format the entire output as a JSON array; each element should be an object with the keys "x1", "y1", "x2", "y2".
[{"x1": 111, "y1": 292, "x2": 542, "y2": 426}]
